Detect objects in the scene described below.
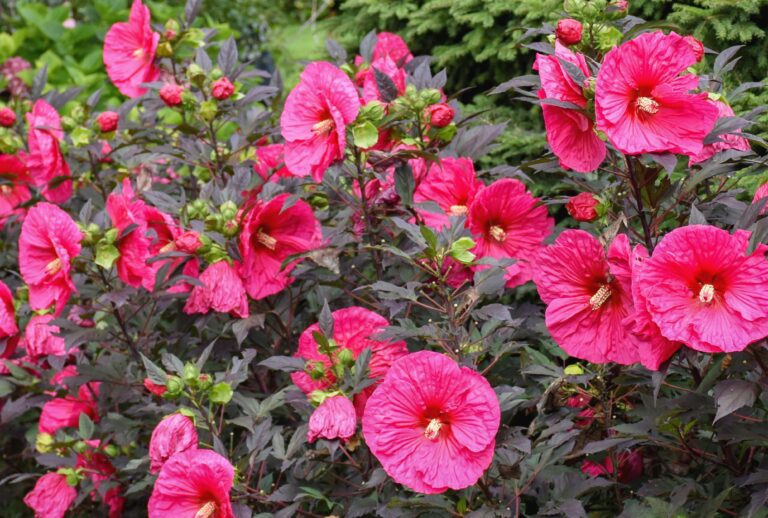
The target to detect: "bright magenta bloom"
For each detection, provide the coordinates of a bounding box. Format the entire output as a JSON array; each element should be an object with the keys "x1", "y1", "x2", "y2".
[
  {"x1": 103, "y1": 0, "x2": 160, "y2": 98},
  {"x1": 533, "y1": 230, "x2": 640, "y2": 364},
  {"x1": 26, "y1": 100, "x2": 72, "y2": 203},
  {"x1": 689, "y1": 100, "x2": 751, "y2": 165},
  {"x1": 24, "y1": 314, "x2": 67, "y2": 358},
  {"x1": 469, "y1": 179, "x2": 554, "y2": 288},
  {"x1": 362, "y1": 351, "x2": 500, "y2": 494},
  {"x1": 38, "y1": 394, "x2": 99, "y2": 435},
  {"x1": 372, "y1": 32, "x2": 413, "y2": 64},
  {"x1": 281, "y1": 61, "x2": 360, "y2": 181},
  {"x1": 413, "y1": 157, "x2": 483, "y2": 229},
  {"x1": 0, "y1": 280, "x2": 18, "y2": 342},
  {"x1": 148, "y1": 448, "x2": 235, "y2": 518},
  {"x1": 595, "y1": 31, "x2": 718, "y2": 156},
  {"x1": 308, "y1": 395, "x2": 357, "y2": 443},
  {"x1": 184, "y1": 260, "x2": 249, "y2": 318},
  {"x1": 634, "y1": 225, "x2": 768, "y2": 353},
  {"x1": 149, "y1": 413, "x2": 199, "y2": 474},
  {"x1": 535, "y1": 43, "x2": 605, "y2": 173},
  {"x1": 238, "y1": 193, "x2": 321, "y2": 300},
  {"x1": 0, "y1": 153, "x2": 31, "y2": 226},
  {"x1": 19, "y1": 202, "x2": 82, "y2": 316},
  {"x1": 23, "y1": 472, "x2": 77, "y2": 518}
]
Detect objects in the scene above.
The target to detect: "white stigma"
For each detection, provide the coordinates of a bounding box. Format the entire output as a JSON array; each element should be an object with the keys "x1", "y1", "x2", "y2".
[
  {"x1": 636, "y1": 96, "x2": 660, "y2": 114},
  {"x1": 424, "y1": 418, "x2": 442, "y2": 440},
  {"x1": 589, "y1": 285, "x2": 612, "y2": 310},
  {"x1": 699, "y1": 283, "x2": 715, "y2": 304}
]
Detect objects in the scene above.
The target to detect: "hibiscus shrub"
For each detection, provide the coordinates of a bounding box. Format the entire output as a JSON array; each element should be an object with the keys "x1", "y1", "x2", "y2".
[{"x1": 4, "y1": 0, "x2": 768, "y2": 517}]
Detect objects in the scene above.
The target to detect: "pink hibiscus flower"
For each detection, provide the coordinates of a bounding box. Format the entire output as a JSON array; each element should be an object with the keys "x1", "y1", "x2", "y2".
[
  {"x1": 183, "y1": 260, "x2": 249, "y2": 318},
  {"x1": 19, "y1": 202, "x2": 82, "y2": 316},
  {"x1": 634, "y1": 225, "x2": 768, "y2": 353},
  {"x1": 103, "y1": 0, "x2": 160, "y2": 98},
  {"x1": 0, "y1": 153, "x2": 31, "y2": 226},
  {"x1": 308, "y1": 395, "x2": 357, "y2": 443},
  {"x1": 26, "y1": 100, "x2": 72, "y2": 203},
  {"x1": 24, "y1": 314, "x2": 67, "y2": 358},
  {"x1": 149, "y1": 413, "x2": 199, "y2": 473},
  {"x1": 534, "y1": 42, "x2": 606, "y2": 172},
  {"x1": 23, "y1": 472, "x2": 77, "y2": 518},
  {"x1": 148, "y1": 448, "x2": 234, "y2": 518},
  {"x1": 372, "y1": 32, "x2": 413, "y2": 64},
  {"x1": 281, "y1": 61, "x2": 360, "y2": 182},
  {"x1": 0, "y1": 280, "x2": 18, "y2": 343},
  {"x1": 413, "y1": 157, "x2": 483, "y2": 229},
  {"x1": 362, "y1": 350, "x2": 500, "y2": 494},
  {"x1": 533, "y1": 230, "x2": 640, "y2": 364},
  {"x1": 595, "y1": 31, "x2": 719, "y2": 156},
  {"x1": 253, "y1": 143, "x2": 293, "y2": 182},
  {"x1": 469, "y1": 178, "x2": 554, "y2": 288},
  {"x1": 689, "y1": 100, "x2": 751, "y2": 165},
  {"x1": 238, "y1": 193, "x2": 321, "y2": 300},
  {"x1": 38, "y1": 393, "x2": 99, "y2": 435}
]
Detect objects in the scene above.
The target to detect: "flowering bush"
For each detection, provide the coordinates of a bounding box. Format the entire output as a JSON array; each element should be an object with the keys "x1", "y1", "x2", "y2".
[{"x1": 2, "y1": 0, "x2": 768, "y2": 516}]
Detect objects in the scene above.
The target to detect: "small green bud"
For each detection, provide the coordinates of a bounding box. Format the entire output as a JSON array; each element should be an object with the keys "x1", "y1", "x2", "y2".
[
  {"x1": 72, "y1": 440, "x2": 88, "y2": 454},
  {"x1": 358, "y1": 100, "x2": 386, "y2": 123},
  {"x1": 165, "y1": 376, "x2": 184, "y2": 397},
  {"x1": 35, "y1": 433, "x2": 54, "y2": 453},
  {"x1": 103, "y1": 227, "x2": 119, "y2": 244},
  {"x1": 219, "y1": 201, "x2": 238, "y2": 220},
  {"x1": 564, "y1": 364, "x2": 585, "y2": 376},
  {"x1": 199, "y1": 100, "x2": 218, "y2": 122},
  {"x1": 309, "y1": 361, "x2": 326, "y2": 380},
  {"x1": 337, "y1": 348, "x2": 355, "y2": 368},
  {"x1": 209, "y1": 382, "x2": 233, "y2": 404},
  {"x1": 197, "y1": 374, "x2": 213, "y2": 391},
  {"x1": 183, "y1": 362, "x2": 200, "y2": 383},
  {"x1": 156, "y1": 41, "x2": 174, "y2": 58},
  {"x1": 187, "y1": 63, "x2": 206, "y2": 87},
  {"x1": 103, "y1": 444, "x2": 120, "y2": 457},
  {"x1": 419, "y1": 88, "x2": 442, "y2": 106}
]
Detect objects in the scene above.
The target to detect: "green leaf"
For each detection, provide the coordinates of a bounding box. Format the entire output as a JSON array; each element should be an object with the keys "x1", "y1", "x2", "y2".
[
  {"x1": 78, "y1": 412, "x2": 95, "y2": 440},
  {"x1": 94, "y1": 242, "x2": 120, "y2": 269},
  {"x1": 352, "y1": 120, "x2": 379, "y2": 149}
]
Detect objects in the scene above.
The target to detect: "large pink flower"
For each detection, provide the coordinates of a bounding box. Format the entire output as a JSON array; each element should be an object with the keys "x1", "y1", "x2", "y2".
[
  {"x1": 308, "y1": 395, "x2": 357, "y2": 443},
  {"x1": 534, "y1": 42, "x2": 606, "y2": 172},
  {"x1": 38, "y1": 394, "x2": 99, "y2": 435},
  {"x1": 689, "y1": 100, "x2": 751, "y2": 165},
  {"x1": 184, "y1": 260, "x2": 249, "y2": 318},
  {"x1": 372, "y1": 32, "x2": 413, "y2": 64},
  {"x1": 595, "y1": 31, "x2": 718, "y2": 156},
  {"x1": 362, "y1": 351, "x2": 500, "y2": 494},
  {"x1": 469, "y1": 178, "x2": 554, "y2": 288},
  {"x1": 291, "y1": 306, "x2": 409, "y2": 397},
  {"x1": 634, "y1": 225, "x2": 768, "y2": 353},
  {"x1": 23, "y1": 472, "x2": 77, "y2": 518},
  {"x1": 281, "y1": 61, "x2": 360, "y2": 182},
  {"x1": 0, "y1": 153, "x2": 31, "y2": 226},
  {"x1": 533, "y1": 230, "x2": 640, "y2": 364},
  {"x1": 238, "y1": 193, "x2": 321, "y2": 300},
  {"x1": 26, "y1": 100, "x2": 71, "y2": 203},
  {"x1": 103, "y1": 0, "x2": 160, "y2": 98},
  {"x1": 148, "y1": 448, "x2": 234, "y2": 518},
  {"x1": 413, "y1": 157, "x2": 483, "y2": 229},
  {"x1": 19, "y1": 202, "x2": 82, "y2": 316},
  {"x1": 24, "y1": 314, "x2": 67, "y2": 358},
  {"x1": 149, "y1": 413, "x2": 199, "y2": 474}
]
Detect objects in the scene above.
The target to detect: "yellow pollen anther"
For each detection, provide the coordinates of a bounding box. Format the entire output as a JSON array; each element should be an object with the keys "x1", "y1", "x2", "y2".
[
  {"x1": 589, "y1": 285, "x2": 612, "y2": 310},
  {"x1": 195, "y1": 502, "x2": 217, "y2": 518},
  {"x1": 636, "y1": 96, "x2": 660, "y2": 114},
  {"x1": 45, "y1": 258, "x2": 62, "y2": 275},
  {"x1": 489, "y1": 225, "x2": 506, "y2": 242},
  {"x1": 256, "y1": 229, "x2": 277, "y2": 250},
  {"x1": 159, "y1": 241, "x2": 177, "y2": 254},
  {"x1": 424, "y1": 418, "x2": 442, "y2": 440},
  {"x1": 449, "y1": 205, "x2": 468, "y2": 216},
  {"x1": 699, "y1": 283, "x2": 715, "y2": 304},
  {"x1": 132, "y1": 48, "x2": 145, "y2": 60},
  {"x1": 312, "y1": 119, "x2": 335, "y2": 136},
  {"x1": 0, "y1": 185, "x2": 11, "y2": 194}
]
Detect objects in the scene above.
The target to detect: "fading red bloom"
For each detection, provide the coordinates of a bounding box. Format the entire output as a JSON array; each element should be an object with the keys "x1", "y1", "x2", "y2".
[
  {"x1": 595, "y1": 31, "x2": 718, "y2": 156},
  {"x1": 211, "y1": 77, "x2": 235, "y2": 100},
  {"x1": 148, "y1": 448, "x2": 234, "y2": 518},
  {"x1": 684, "y1": 35, "x2": 705, "y2": 62},
  {"x1": 372, "y1": 32, "x2": 413, "y2": 65},
  {"x1": 0, "y1": 107, "x2": 16, "y2": 127},
  {"x1": 24, "y1": 314, "x2": 67, "y2": 358},
  {"x1": 19, "y1": 202, "x2": 82, "y2": 316},
  {"x1": 362, "y1": 351, "x2": 500, "y2": 494},
  {"x1": 426, "y1": 103, "x2": 455, "y2": 128},
  {"x1": 566, "y1": 192, "x2": 599, "y2": 222},
  {"x1": 469, "y1": 179, "x2": 554, "y2": 288},
  {"x1": 281, "y1": 62, "x2": 360, "y2": 182},
  {"x1": 581, "y1": 449, "x2": 643, "y2": 483},
  {"x1": 144, "y1": 378, "x2": 168, "y2": 397},
  {"x1": 26, "y1": 100, "x2": 72, "y2": 203},
  {"x1": 238, "y1": 193, "x2": 321, "y2": 300},
  {"x1": 103, "y1": 0, "x2": 160, "y2": 97},
  {"x1": 159, "y1": 83, "x2": 183, "y2": 106},
  {"x1": 97, "y1": 111, "x2": 119, "y2": 132},
  {"x1": 149, "y1": 413, "x2": 198, "y2": 473},
  {"x1": 556, "y1": 19, "x2": 583, "y2": 45},
  {"x1": 184, "y1": 260, "x2": 249, "y2": 318},
  {"x1": 23, "y1": 472, "x2": 77, "y2": 518},
  {"x1": 308, "y1": 395, "x2": 357, "y2": 443},
  {"x1": 689, "y1": 100, "x2": 751, "y2": 166}
]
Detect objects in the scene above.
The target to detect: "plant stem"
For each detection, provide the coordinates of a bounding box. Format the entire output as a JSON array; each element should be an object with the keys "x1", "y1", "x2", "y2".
[{"x1": 625, "y1": 156, "x2": 654, "y2": 251}]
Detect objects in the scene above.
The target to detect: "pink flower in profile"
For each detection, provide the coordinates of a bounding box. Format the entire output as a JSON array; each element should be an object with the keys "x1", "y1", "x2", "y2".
[
  {"x1": 634, "y1": 225, "x2": 768, "y2": 353},
  {"x1": 38, "y1": 394, "x2": 99, "y2": 434},
  {"x1": 0, "y1": 280, "x2": 18, "y2": 342},
  {"x1": 0, "y1": 153, "x2": 32, "y2": 226},
  {"x1": 184, "y1": 260, "x2": 249, "y2": 318},
  {"x1": 24, "y1": 314, "x2": 67, "y2": 358},
  {"x1": 308, "y1": 395, "x2": 357, "y2": 443},
  {"x1": 149, "y1": 413, "x2": 199, "y2": 473},
  {"x1": 281, "y1": 62, "x2": 360, "y2": 182},
  {"x1": 103, "y1": 0, "x2": 160, "y2": 97},
  {"x1": 291, "y1": 306, "x2": 409, "y2": 398},
  {"x1": 534, "y1": 43, "x2": 606, "y2": 173},
  {"x1": 238, "y1": 193, "x2": 321, "y2": 300},
  {"x1": 595, "y1": 31, "x2": 719, "y2": 156},
  {"x1": 469, "y1": 179, "x2": 554, "y2": 288},
  {"x1": 413, "y1": 157, "x2": 483, "y2": 229},
  {"x1": 372, "y1": 32, "x2": 413, "y2": 65},
  {"x1": 362, "y1": 57, "x2": 406, "y2": 103},
  {"x1": 362, "y1": 351, "x2": 500, "y2": 494},
  {"x1": 689, "y1": 100, "x2": 751, "y2": 165},
  {"x1": 19, "y1": 202, "x2": 82, "y2": 316},
  {"x1": 533, "y1": 230, "x2": 640, "y2": 364},
  {"x1": 23, "y1": 472, "x2": 77, "y2": 518},
  {"x1": 26, "y1": 100, "x2": 72, "y2": 203},
  {"x1": 148, "y1": 448, "x2": 234, "y2": 518}
]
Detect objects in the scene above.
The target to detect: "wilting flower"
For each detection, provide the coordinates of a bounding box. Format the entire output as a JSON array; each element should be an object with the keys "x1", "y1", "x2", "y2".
[
  {"x1": 0, "y1": 107, "x2": 16, "y2": 127},
  {"x1": 238, "y1": 193, "x2": 321, "y2": 300},
  {"x1": 26, "y1": 100, "x2": 72, "y2": 203},
  {"x1": 566, "y1": 192, "x2": 599, "y2": 222},
  {"x1": 149, "y1": 413, "x2": 199, "y2": 473},
  {"x1": 148, "y1": 448, "x2": 235, "y2": 518},
  {"x1": 533, "y1": 230, "x2": 640, "y2": 364},
  {"x1": 159, "y1": 83, "x2": 184, "y2": 106},
  {"x1": 24, "y1": 314, "x2": 67, "y2": 358},
  {"x1": 0, "y1": 153, "x2": 31, "y2": 226},
  {"x1": 413, "y1": 157, "x2": 483, "y2": 229},
  {"x1": 103, "y1": 0, "x2": 160, "y2": 97},
  {"x1": 211, "y1": 77, "x2": 235, "y2": 100},
  {"x1": 469, "y1": 179, "x2": 554, "y2": 288},
  {"x1": 535, "y1": 43, "x2": 606, "y2": 173},
  {"x1": 308, "y1": 395, "x2": 357, "y2": 443},
  {"x1": 97, "y1": 111, "x2": 119, "y2": 132},
  {"x1": 362, "y1": 351, "x2": 500, "y2": 494},
  {"x1": 582, "y1": 449, "x2": 643, "y2": 483},
  {"x1": 426, "y1": 103, "x2": 455, "y2": 128},
  {"x1": 689, "y1": 100, "x2": 751, "y2": 165},
  {"x1": 23, "y1": 472, "x2": 77, "y2": 518},
  {"x1": 184, "y1": 260, "x2": 249, "y2": 318},
  {"x1": 19, "y1": 202, "x2": 82, "y2": 316},
  {"x1": 372, "y1": 32, "x2": 413, "y2": 64},
  {"x1": 634, "y1": 225, "x2": 768, "y2": 353},
  {"x1": 281, "y1": 61, "x2": 360, "y2": 181},
  {"x1": 291, "y1": 306, "x2": 409, "y2": 397},
  {"x1": 595, "y1": 31, "x2": 718, "y2": 156},
  {"x1": 556, "y1": 19, "x2": 583, "y2": 45}
]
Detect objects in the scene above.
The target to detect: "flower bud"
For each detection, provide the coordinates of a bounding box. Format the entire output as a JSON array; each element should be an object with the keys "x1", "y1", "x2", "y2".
[
  {"x1": 0, "y1": 107, "x2": 16, "y2": 127},
  {"x1": 211, "y1": 77, "x2": 235, "y2": 100},
  {"x1": 337, "y1": 348, "x2": 355, "y2": 368},
  {"x1": 175, "y1": 230, "x2": 203, "y2": 253},
  {"x1": 187, "y1": 63, "x2": 206, "y2": 87},
  {"x1": 309, "y1": 361, "x2": 326, "y2": 380},
  {"x1": 165, "y1": 376, "x2": 184, "y2": 398},
  {"x1": 199, "y1": 100, "x2": 218, "y2": 122},
  {"x1": 556, "y1": 18, "x2": 583, "y2": 46},
  {"x1": 183, "y1": 363, "x2": 200, "y2": 383},
  {"x1": 103, "y1": 444, "x2": 120, "y2": 457},
  {"x1": 426, "y1": 103, "x2": 455, "y2": 128},
  {"x1": 35, "y1": 433, "x2": 54, "y2": 453},
  {"x1": 159, "y1": 83, "x2": 184, "y2": 107},
  {"x1": 96, "y1": 111, "x2": 119, "y2": 133},
  {"x1": 197, "y1": 374, "x2": 213, "y2": 391},
  {"x1": 219, "y1": 200, "x2": 238, "y2": 220},
  {"x1": 144, "y1": 378, "x2": 168, "y2": 397},
  {"x1": 156, "y1": 41, "x2": 174, "y2": 58},
  {"x1": 164, "y1": 19, "x2": 179, "y2": 41},
  {"x1": 307, "y1": 395, "x2": 356, "y2": 443},
  {"x1": 72, "y1": 440, "x2": 88, "y2": 454},
  {"x1": 566, "y1": 192, "x2": 600, "y2": 222}
]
